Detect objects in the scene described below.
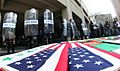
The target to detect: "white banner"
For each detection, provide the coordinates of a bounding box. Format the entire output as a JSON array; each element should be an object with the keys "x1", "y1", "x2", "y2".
[
  {"x1": 44, "y1": 20, "x2": 53, "y2": 24},
  {"x1": 24, "y1": 20, "x2": 38, "y2": 25},
  {"x1": 3, "y1": 23, "x2": 16, "y2": 28},
  {"x1": 83, "y1": 28, "x2": 88, "y2": 31}
]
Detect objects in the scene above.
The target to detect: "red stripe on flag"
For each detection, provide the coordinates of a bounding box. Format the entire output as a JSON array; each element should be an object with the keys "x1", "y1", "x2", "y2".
[
  {"x1": 55, "y1": 43, "x2": 64, "y2": 49},
  {"x1": 67, "y1": 42, "x2": 72, "y2": 48},
  {"x1": 55, "y1": 42, "x2": 71, "y2": 71},
  {"x1": 41, "y1": 44, "x2": 58, "y2": 51},
  {"x1": 74, "y1": 42, "x2": 82, "y2": 48},
  {"x1": 76, "y1": 43, "x2": 120, "y2": 59},
  {"x1": 32, "y1": 44, "x2": 58, "y2": 56},
  {"x1": 49, "y1": 44, "x2": 58, "y2": 49},
  {"x1": 0, "y1": 68, "x2": 2, "y2": 71}
]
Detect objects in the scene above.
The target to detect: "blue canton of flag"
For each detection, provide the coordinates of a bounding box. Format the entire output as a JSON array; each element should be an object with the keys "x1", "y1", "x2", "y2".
[
  {"x1": 8, "y1": 48, "x2": 56, "y2": 71},
  {"x1": 68, "y1": 47, "x2": 113, "y2": 71}
]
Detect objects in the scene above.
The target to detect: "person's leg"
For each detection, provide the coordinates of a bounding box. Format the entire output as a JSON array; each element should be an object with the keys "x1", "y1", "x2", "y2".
[
  {"x1": 6, "y1": 40, "x2": 10, "y2": 54},
  {"x1": 80, "y1": 36, "x2": 84, "y2": 40},
  {"x1": 118, "y1": 27, "x2": 120, "y2": 35},
  {"x1": 9, "y1": 39, "x2": 14, "y2": 53},
  {"x1": 11, "y1": 44, "x2": 15, "y2": 53}
]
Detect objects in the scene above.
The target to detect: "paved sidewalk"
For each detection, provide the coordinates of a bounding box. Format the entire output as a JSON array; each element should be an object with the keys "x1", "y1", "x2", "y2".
[{"x1": 0, "y1": 46, "x2": 26, "y2": 56}]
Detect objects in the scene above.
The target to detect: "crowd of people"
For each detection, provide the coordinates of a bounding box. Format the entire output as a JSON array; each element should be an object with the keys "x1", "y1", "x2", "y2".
[{"x1": 89, "y1": 18, "x2": 120, "y2": 38}]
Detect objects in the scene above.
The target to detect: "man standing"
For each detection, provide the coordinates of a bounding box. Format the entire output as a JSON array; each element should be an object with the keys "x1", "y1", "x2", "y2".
[
  {"x1": 93, "y1": 22, "x2": 99, "y2": 38},
  {"x1": 62, "y1": 18, "x2": 67, "y2": 41},
  {"x1": 67, "y1": 21, "x2": 72, "y2": 41},
  {"x1": 70, "y1": 19, "x2": 79, "y2": 40}
]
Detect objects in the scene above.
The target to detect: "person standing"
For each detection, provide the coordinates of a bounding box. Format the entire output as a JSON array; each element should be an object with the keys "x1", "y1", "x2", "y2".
[
  {"x1": 113, "y1": 18, "x2": 118, "y2": 36},
  {"x1": 67, "y1": 21, "x2": 73, "y2": 41},
  {"x1": 104, "y1": 21, "x2": 111, "y2": 36},
  {"x1": 93, "y1": 22, "x2": 99, "y2": 38},
  {"x1": 117, "y1": 21, "x2": 120, "y2": 35},
  {"x1": 89, "y1": 21, "x2": 94, "y2": 38},
  {"x1": 69, "y1": 19, "x2": 80, "y2": 40},
  {"x1": 99, "y1": 22, "x2": 104, "y2": 37},
  {"x1": 62, "y1": 18, "x2": 67, "y2": 41},
  {"x1": 81, "y1": 22, "x2": 89, "y2": 39}
]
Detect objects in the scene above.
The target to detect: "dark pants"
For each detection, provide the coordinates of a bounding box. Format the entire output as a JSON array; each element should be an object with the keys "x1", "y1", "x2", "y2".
[
  {"x1": 62, "y1": 36, "x2": 67, "y2": 41},
  {"x1": 6, "y1": 39, "x2": 14, "y2": 54},
  {"x1": 113, "y1": 28, "x2": 119, "y2": 36},
  {"x1": 118, "y1": 27, "x2": 120, "y2": 35},
  {"x1": 93, "y1": 29, "x2": 98, "y2": 38}
]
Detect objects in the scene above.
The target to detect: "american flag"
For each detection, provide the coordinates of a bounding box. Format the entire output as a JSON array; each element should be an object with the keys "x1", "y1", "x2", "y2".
[
  {"x1": 0, "y1": 66, "x2": 2, "y2": 71},
  {"x1": 0, "y1": 42, "x2": 120, "y2": 71},
  {"x1": 68, "y1": 47, "x2": 113, "y2": 71},
  {"x1": 8, "y1": 48, "x2": 56, "y2": 71}
]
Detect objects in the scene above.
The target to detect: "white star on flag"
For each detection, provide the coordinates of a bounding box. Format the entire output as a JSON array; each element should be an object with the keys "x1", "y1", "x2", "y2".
[
  {"x1": 69, "y1": 53, "x2": 71, "y2": 55},
  {"x1": 74, "y1": 58, "x2": 80, "y2": 61},
  {"x1": 71, "y1": 51, "x2": 75, "y2": 53},
  {"x1": 43, "y1": 55, "x2": 47, "y2": 58},
  {"x1": 79, "y1": 48, "x2": 82, "y2": 50},
  {"x1": 27, "y1": 61, "x2": 32, "y2": 64},
  {"x1": 46, "y1": 52, "x2": 50, "y2": 54},
  {"x1": 37, "y1": 59, "x2": 41, "y2": 61},
  {"x1": 27, "y1": 65, "x2": 34, "y2": 69},
  {"x1": 69, "y1": 56, "x2": 71, "y2": 58},
  {"x1": 94, "y1": 61, "x2": 103, "y2": 65},
  {"x1": 89, "y1": 56, "x2": 94, "y2": 58},
  {"x1": 69, "y1": 61, "x2": 72, "y2": 64},
  {"x1": 73, "y1": 64, "x2": 84, "y2": 69},
  {"x1": 82, "y1": 50, "x2": 86, "y2": 52},
  {"x1": 80, "y1": 55, "x2": 85, "y2": 57},
  {"x1": 50, "y1": 50, "x2": 53, "y2": 52},
  {"x1": 40, "y1": 54, "x2": 44, "y2": 55},
  {"x1": 25, "y1": 58, "x2": 30, "y2": 60},
  {"x1": 33, "y1": 55, "x2": 37, "y2": 56},
  {"x1": 44, "y1": 52, "x2": 47, "y2": 53},
  {"x1": 78, "y1": 52, "x2": 82, "y2": 54},
  {"x1": 34, "y1": 57, "x2": 39, "y2": 59},
  {"x1": 73, "y1": 54, "x2": 77, "y2": 56},
  {"x1": 84, "y1": 52, "x2": 89, "y2": 54},
  {"x1": 15, "y1": 62, "x2": 21, "y2": 65},
  {"x1": 82, "y1": 59, "x2": 90, "y2": 63}
]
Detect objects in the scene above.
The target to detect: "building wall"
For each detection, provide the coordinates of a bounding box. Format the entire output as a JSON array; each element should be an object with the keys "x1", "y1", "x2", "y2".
[
  {"x1": 90, "y1": 14, "x2": 113, "y2": 27},
  {"x1": 0, "y1": 0, "x2": 90, "y2": 42},
  {"x1": 57, "y1": 0, "x2": 67, "y2": 6},
  {"x1": 58, "y1": 0, "x2": 90, "y2": 23},
  {"x1": 71, "y1": 0, "x2": 85, "y2": 21},
  {"x1": 0, "y1": 0, "x2": 90, "y2": 23},
  {"x1": 111, "y1": 0, "x2": 120, "y2": 18},
  {"x1": 95, "y1": 14, "x2": 113, "y2": 23}
]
